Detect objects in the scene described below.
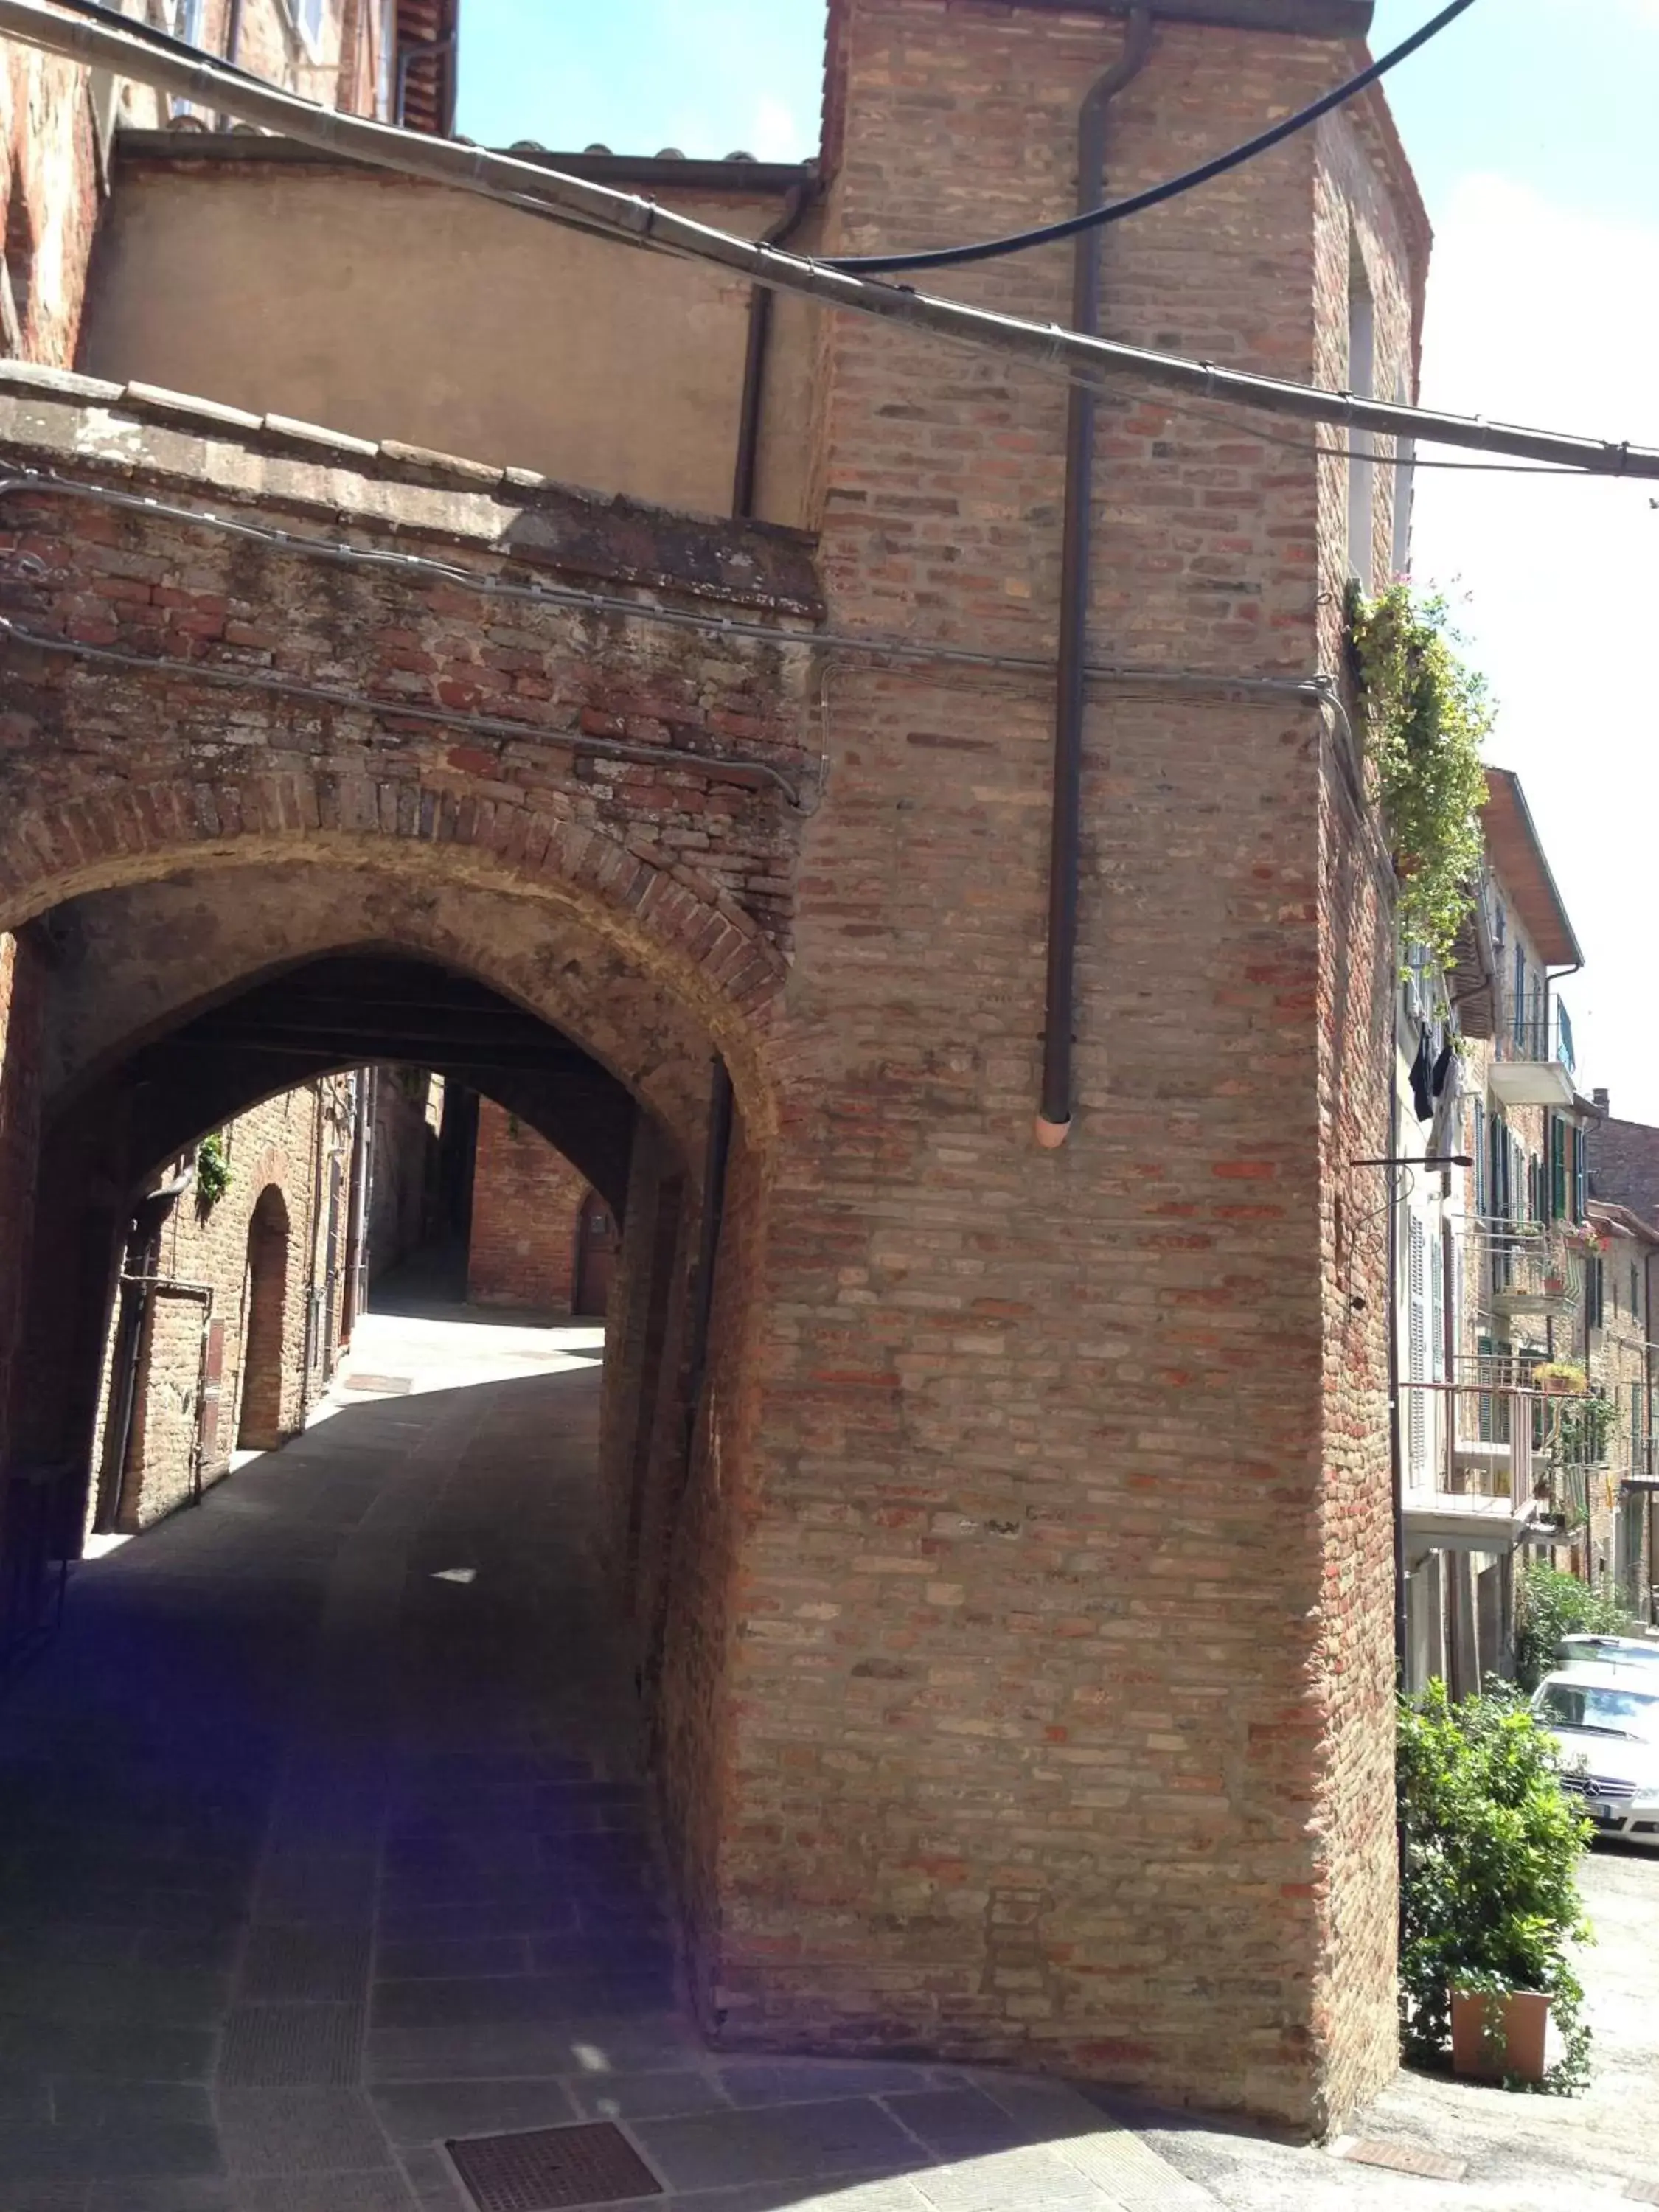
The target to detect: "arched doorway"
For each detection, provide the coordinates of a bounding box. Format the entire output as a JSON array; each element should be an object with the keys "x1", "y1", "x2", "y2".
[
  {"x1": 574, "y1": 1186, "x2": 619, "y2": 1318},
  {"x1": 237, "y1": 1185, "x2": 291, "y2": 1452}
]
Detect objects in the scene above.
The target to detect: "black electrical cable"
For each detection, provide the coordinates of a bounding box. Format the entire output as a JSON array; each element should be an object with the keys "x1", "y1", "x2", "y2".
[
  {"x1": 43, "y1": 0, "x2": 278, "y2": 90},
  {"x1": 830, "y1": 0, "x2": 1479, "y2": 275}
]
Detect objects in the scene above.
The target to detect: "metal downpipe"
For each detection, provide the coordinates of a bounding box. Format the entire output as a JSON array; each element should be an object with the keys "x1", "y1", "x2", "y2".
[
  {"x1": 1036, "y1": 7, "x2": 1155, "y2": 1148},
  {"x1": 732, "y1": 183, "x2": 812, "y2": 522}
]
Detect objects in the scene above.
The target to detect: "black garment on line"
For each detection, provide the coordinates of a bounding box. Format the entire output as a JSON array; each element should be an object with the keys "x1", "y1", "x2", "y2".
[
  {"x1": 1431, "y1": 1036, "x2": 1454, "y2": 1101},
  {"x1": 1410, "y1": 1030, "x2": 1435, "y2": 1124}
]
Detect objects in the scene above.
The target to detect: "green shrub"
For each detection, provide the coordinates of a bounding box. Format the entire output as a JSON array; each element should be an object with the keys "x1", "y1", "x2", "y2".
[
  {"x1": 195, "y1": 1131, "x2": 231, "y2": 1211},
  {"x1": 1514, "y1": 1562, "x2": 1630, "y2": 1692},
  {"x1": 1397, "y1": 1682, "x2": 1592, "y2": 2090}
]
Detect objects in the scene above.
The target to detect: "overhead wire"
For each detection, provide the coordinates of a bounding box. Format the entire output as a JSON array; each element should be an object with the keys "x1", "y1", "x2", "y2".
[
  {"x1": 829, "y1": 0, "x2": 1480, "y2": 274},
  {"x1": 2, "y1": 0, "x2": 1658, "y2": 479}
]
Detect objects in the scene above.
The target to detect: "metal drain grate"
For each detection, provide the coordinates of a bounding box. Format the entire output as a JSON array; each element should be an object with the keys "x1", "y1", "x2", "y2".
[
  {"x1": 344, "y1": 1374, "x2": 414, "y2": 1394},
  {"x1": 446, "y1": 2121, "x2": 664, "y2": 2210},
  {"x1": 1340, "y1": 2138, "x2": 1467, "y2": 2183}
]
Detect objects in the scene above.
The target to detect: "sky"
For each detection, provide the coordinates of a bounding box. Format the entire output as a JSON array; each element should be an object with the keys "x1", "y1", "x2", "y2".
[{"x1": 459, "y1": 1, "x2": 1659, "y2": 1116}]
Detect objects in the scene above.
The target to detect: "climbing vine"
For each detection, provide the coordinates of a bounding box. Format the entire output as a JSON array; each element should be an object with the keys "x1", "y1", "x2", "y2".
[
  {"x1": 195, "y1": 1131, "x2": 232, "y2": 1211},
  {"x1": 1346, "y1": 582, "x2": 1491, "y2": 967}
]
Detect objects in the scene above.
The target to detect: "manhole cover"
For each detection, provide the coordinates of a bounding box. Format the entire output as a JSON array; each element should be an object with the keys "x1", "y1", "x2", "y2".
[
  {"x1": 447, "y1": 2121, "x2": 663, "y2": 2210},
  {"x1": 344, "y1": 1374, "x2": 414, "y2": 1394},
  {"x1": 1341, "y1": 2138, "x2": 1467, "y2": 2182}
]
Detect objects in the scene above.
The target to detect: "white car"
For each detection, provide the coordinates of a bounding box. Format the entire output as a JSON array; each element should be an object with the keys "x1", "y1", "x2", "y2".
[
  {"x1": 1560, "y1": 1634, "x2": 1659, "y2": 1670},
  {"x1": 1531, "y1": 1666, "x2": 1659, "y2": 1846}
]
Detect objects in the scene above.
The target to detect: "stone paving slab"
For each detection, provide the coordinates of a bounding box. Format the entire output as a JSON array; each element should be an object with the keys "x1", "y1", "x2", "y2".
[{"x1": 0, "y1": 1317, "x2": 1251, "y2": 2212}]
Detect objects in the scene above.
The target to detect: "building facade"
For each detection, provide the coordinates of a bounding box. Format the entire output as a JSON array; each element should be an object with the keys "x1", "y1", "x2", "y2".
[
  {"x1": 1398, "y1": 770, "x2": 1601, "y2": 1681},
  {"x1": 0, "y1": 0, "x2": 1446, "y2": 2131},
  {"x1": 88, "y1": 1074, "x2": 361, "y2": 1532}
]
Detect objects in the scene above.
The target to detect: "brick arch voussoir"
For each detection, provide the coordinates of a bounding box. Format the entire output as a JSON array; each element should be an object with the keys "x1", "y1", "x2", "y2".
[
  {"x1": 1, "y1": 772, "x2": 789, "y2": 1138},
  {"x1": 243, "y1": 1147, "x2": 293, "y2": 1204}
]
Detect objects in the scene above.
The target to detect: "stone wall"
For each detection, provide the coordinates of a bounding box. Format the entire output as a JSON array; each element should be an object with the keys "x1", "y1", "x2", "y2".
[{"x1": 467, "y1": 1098, "x2": 588, "y2": 1312}]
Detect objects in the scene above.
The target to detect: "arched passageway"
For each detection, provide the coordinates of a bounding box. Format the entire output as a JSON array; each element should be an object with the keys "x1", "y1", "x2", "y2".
[
  {"x1": 0, "y1": 824, "x2": 782, "y2": 2129},
  {"x1": 237, "y1": 1184, "x2": 291, "y2": 1452}
]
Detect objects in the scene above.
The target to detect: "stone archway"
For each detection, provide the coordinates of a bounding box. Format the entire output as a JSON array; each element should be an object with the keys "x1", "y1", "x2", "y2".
[{"x1": 237, "y1": 1184, "x2": 292, "y2": 1453}]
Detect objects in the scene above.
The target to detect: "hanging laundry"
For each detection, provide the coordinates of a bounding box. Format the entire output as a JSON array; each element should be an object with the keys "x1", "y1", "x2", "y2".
[{"x1": 1409, "y1": 1029, "x2": 1435, "y2": 1123}]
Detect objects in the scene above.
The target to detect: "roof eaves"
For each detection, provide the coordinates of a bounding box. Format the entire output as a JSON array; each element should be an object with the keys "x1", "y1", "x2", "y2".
[{"x1": 1481, "y1": 767, "x2": 1585, "y2": 971}]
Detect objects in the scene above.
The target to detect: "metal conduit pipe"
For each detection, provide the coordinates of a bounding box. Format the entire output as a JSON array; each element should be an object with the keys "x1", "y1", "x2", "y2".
[
  {"x1": 1037, "y1": 5, "x2": 1155, "y2": 1148},
  {"x1": 733, "y1": 183, "x2": 812, "y2": 523}
]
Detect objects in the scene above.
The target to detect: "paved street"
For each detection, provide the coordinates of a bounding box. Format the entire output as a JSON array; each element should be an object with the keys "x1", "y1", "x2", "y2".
[{"x1": 0, "y1": 1307, "x2": 1655, "y2": 2211}]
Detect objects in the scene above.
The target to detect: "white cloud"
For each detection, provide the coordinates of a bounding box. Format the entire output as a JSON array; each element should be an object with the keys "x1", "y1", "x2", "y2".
[{"x1": 1410, "y1": 175, "x2": 1659, "y2": 1116}]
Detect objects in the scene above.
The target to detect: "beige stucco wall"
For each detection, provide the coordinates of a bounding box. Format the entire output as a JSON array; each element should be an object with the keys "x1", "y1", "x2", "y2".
[{"x1": 79, "y1": 156, "x2": 819, "y2": 526}]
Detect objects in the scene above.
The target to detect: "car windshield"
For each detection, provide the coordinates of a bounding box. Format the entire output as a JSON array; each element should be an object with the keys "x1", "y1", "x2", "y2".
[{"x1": 1537, "y1": 1683, "x2": 1659, "y2": 1744}]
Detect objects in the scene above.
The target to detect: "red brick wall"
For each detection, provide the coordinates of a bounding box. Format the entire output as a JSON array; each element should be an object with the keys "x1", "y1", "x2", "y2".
[
  {"x1": 688, "y1": 0, "x2": 1419, "y2": 2128},
  {"x1": 467, "y1": 1098, "x2": 586, "y2": 1311},
  {"x1": 94, "y1": 1080, "x2": 354, "y2": 1531}
]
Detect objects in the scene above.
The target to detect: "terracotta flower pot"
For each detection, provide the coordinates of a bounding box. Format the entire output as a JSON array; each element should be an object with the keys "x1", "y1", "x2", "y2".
[{"x1": 1450, "y1": 1987, "x2": 1551, "y2": 2083}]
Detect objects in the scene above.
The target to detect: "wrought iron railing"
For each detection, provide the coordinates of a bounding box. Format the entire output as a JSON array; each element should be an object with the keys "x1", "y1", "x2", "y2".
[
  {"x1": 1495, "y1": 979, "x2": 1575, "y2": 1074},
  {"x1": 1467, "y1": 1218, "x2": 1585, "y2": 1321}
]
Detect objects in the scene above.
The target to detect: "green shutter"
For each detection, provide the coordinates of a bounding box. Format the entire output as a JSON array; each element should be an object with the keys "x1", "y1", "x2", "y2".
[{"x1": 1574, "y1": 1123, "x2": 1587, "y2": 1220}]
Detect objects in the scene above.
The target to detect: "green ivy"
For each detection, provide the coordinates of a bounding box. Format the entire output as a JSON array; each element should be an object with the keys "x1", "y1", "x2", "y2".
[
  {"x1": 1398, "y1": 1682, "x2": 1592, "y2": 2090},
  {"x1": 1346, "y1": 582, "x2": 1492, "y2": 967},
  {"x1": 195, "y1": 1131, "x2": 231, "y2": 1211}
]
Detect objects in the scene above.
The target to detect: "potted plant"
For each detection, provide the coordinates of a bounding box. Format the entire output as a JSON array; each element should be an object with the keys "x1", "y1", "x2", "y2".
[
  {"x1": 1530, "y1": 1360, "x2": 1585, "y2": 1397},
  {"x1": 1398, "y1": 1683, "x2": 1592, "y2": 2090}
]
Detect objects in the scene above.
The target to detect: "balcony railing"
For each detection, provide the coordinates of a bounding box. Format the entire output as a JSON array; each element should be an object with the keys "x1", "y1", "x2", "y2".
[
  {"x1": 1489, "y1": 979, "x2": 1576, "y2": 1107},
  {"x1": 1469, "y1": 1218, "x2": 1585, "y2": 1323},
  {"x1": 1495, "y1": 979, "x2": 1574, "y2": 1073},
  {"x1": 1400, "y1": 1368, "x2": 1610, "y2": 1549}
]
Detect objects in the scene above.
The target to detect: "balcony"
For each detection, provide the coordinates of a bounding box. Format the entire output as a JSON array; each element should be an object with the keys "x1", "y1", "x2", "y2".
[
  {"x1": 1400, "y1": 1375, "x2": 1543, "y2": 1557},
  {"x1": 1488, "y1": 981, "x2": 1576, "y2": 1110},
  {"x1": 1400, "y1": 1363, "x2": 1614, "y2": 1556},
  {"x1": 1471, "y1": 1218, "x2": 1585, "y2": 1324}
]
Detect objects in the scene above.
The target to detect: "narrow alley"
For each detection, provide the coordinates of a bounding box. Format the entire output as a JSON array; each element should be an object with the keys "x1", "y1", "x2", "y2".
[{"x1": 0, "y1": 1307, "x2": 1229, "y2": 2212}]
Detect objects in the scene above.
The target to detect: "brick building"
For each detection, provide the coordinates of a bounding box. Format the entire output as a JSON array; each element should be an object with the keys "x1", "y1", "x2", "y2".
[
  {"x1": 467, "y1": 1097, "x2": 613, "y2": 1315},
  {"x1": 88, "y1": 1074, "x2": 360, "y2": 1533},
  {"x1": 0, "y1": 0, "x2": 1444, "y2": 2131},
  {"x1": 1397, "y1": 768, "x2": 1599, "y2": 1691}
]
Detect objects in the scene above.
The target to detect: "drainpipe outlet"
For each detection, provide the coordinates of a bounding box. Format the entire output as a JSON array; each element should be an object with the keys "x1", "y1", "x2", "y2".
[{"x1": 1034, "y1": 1116, "x2": 1072, "y2": 1151}]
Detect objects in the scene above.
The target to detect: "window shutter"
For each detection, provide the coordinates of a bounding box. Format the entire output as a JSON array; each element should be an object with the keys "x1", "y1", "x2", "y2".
[
  {"x1": 1408, "y1": 1215, "x2": 1428, "y2": 1485},
  {"x1": 1473, "y1": 1100, "x2": 1486, "y2": 1214},
  {"x1": 1574, "y1": 1124, "x2": 1587, "y2": 1221},
  {"x1": 1430, "y1": 1229, "x2": 1446, "y2": 1384}
]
